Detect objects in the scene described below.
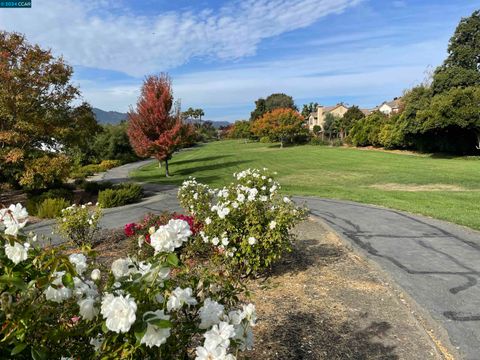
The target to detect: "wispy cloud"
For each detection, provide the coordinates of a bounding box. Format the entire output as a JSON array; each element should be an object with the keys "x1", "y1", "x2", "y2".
[{"x1": 0, "y1": 0, "x2": 362, "y2": 76}]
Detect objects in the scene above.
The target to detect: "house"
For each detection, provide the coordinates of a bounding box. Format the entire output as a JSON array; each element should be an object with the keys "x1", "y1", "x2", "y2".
[
  {"x1": 378, "y1": 97, "x2": 402, "y2": 116},
  {"x1": 308, "y1": 103, "x2": 349, "y2": 131}
]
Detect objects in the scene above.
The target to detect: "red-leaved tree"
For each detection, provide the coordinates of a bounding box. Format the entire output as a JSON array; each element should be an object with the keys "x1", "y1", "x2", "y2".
[{"x1": 127, "y1": 74, "x2": 193, "y2": 176}]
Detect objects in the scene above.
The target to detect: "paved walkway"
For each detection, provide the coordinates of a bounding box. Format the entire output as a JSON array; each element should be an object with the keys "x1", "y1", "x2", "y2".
[
  {"x1": 27, "y1": 160, "x2": 480, "y2": 359},
  {"x1": 297, "y1": 196, "x2": 480, "y2": 360}
]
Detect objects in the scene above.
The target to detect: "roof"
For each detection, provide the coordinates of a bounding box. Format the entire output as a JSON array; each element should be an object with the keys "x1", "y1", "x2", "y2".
[
  {"x1": 383, "y1": 98, "x2": 402, "y2": 109},
  {"x1": 360, "y1": 108, "x2": 372, "y2": 115}
]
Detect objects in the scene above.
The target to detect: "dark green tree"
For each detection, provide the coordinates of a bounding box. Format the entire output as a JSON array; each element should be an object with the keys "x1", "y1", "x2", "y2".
[
  {"x1": 432, "y1": 10, "x2": 480, "y2": 93},
  {"x1": 341, "y1": 105, "x2": 365, "y2": 137},
  {"x1": 250, "y1": 93, "x2": 297, "y2": 120},
  {"x1": 301, "y1": 102, "x2": 318, "y2": 120}
]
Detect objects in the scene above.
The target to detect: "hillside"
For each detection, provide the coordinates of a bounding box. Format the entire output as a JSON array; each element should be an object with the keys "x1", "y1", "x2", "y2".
[{"x1": 93, "y1": 108, "x2": 128, "y2": 124}]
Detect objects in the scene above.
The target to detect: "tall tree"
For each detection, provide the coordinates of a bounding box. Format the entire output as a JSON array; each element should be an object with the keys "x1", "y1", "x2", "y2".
[
  {"x1": 250, "y1": 93, "x2": 297, "y2": 120},
  {"x1": 301, "y1": 102, "x2": 318, "y2": 120},
  {"x1": 341, "y1": 105, "x2": 365, "y2": 137},
  {"x1": 127, "y1": 74, "x2": 192, "y2": 176},
  {"x1": 251, "y1": 108, "x2": 305, "y2": 148},
  {"x1": 432, "y1": 10, "x2": 480, "y2": 93},
  {"x1": 0, "y1": 31, "x2": 98, "y2": 185}
]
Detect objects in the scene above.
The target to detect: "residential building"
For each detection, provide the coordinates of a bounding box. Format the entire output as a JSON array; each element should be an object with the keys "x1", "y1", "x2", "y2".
[
  {"x1": 308, "y1": 103, "x2": 349, "y2": 131},
  {"x1": 378, "y1": 97, "x2": 402, "y2": 115}
]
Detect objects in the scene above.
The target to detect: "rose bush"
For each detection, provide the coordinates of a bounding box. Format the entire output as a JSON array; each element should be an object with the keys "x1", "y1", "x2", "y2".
[
  {"x1": 178, "y1": 168, "x2": 307, "y2": 275},
  {"x1": 0, "y1": 204, "x2": 255, "y2": 359}
]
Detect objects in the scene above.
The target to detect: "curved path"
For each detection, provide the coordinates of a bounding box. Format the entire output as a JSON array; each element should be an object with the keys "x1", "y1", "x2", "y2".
[{"x1": 28, "y1": 160, "x2": 480, "y2": 359}]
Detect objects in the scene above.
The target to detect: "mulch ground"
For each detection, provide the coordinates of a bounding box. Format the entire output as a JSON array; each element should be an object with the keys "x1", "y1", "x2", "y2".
[
  {"x1": 83, "y1": 219, "x2": 454, "y2": 360},
  {"x1": 244, "y1": 218, "x2": 454, "y2": 360}
]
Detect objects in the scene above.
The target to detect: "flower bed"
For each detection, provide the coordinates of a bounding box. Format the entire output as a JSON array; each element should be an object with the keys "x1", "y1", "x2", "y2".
[{"x1": 0, "y1": 168, "x2": 306, "y2": 359}]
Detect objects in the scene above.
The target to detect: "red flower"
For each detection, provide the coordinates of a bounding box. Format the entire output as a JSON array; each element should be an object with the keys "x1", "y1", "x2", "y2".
[{"x1": 124, "y1": 223, "x2": 137, "y2": 237}]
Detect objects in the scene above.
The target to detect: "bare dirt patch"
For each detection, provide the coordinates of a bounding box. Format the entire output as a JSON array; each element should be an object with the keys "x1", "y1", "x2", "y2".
[
  {"x1": 245, "y1": 219, "x2": 453, "y2": 360},
  {"x1": 369, "y1": 183, "x2": 469, "y2": 192}
]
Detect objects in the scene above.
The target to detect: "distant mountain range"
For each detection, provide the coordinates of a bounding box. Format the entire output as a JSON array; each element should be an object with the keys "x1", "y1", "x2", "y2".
[
  {"x1": 93, "y1": 108, "x2": 128, "y2": 124},
  {"x1": 93, "y1": 107, "x2": 230, "y2": 128}
]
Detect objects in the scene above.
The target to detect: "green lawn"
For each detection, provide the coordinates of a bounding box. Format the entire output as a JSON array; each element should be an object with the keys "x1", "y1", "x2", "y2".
[{"x1": 131, "y1": 140, "x2": 480, "y2": 230}]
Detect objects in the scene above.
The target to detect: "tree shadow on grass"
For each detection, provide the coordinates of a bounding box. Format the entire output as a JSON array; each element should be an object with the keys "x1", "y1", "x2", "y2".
[
  {"x1": 171, "y1": 154, "x2": 231, "y2": 166},
  {"x1": 261, "y1": 312, "x2": 397, "y2": 360}
]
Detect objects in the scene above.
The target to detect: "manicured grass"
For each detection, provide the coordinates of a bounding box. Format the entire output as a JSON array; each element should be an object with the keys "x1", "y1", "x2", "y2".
[{"x1": 132, "y1": 140, "x2": 480, "y2": 230}]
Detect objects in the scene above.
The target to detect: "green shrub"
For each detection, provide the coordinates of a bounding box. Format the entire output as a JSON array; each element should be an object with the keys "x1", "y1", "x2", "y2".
[
  {"x1": 178, "y1": 169, "x2": 307, "y2": 275},
  {"x1": 81, "y1": 181, "x2": 114, "y2": 194},
  {"x1": 259, "y1": 136, "x2": 271, "y2": 143},
  {"x1": 26, "y1": 188, "x2": 73, "y2": 215},
  {"x1": 98, "y1": 159, "x2": 122, "y2": 171},
  {"x1": 36, "y1": 198, "x2": 70, "y2": 219},
  {"x1": 309, "y1": 137, "x2": 329, "y2": 146},
  {"x1": 56, "y1": 203, "x2": 102, "y2": 245},
  {"x1": 98, "y1": 183, "x2": 143, "y2": 208}
]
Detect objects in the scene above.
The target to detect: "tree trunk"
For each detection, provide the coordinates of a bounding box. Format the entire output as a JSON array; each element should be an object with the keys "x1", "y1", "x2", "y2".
[
  {"x1": 165, "y1": 159, "x2": 170, "y2": 177},
  {"x1": 158, "y1": 161, "x2": 162, "y2": 168},
  {"x1": 280, "y1": 137, "x2": 284, "y2": 148},
  {"x1": 476, "y1": 130, "x2": 480, "y2": 150}
]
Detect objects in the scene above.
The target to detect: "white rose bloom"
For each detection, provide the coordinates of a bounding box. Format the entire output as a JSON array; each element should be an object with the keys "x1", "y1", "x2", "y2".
[
  {"x1": 247, "y1": 237, "x2": 257, "y2": 245},
  {"x1": 89, "y1": 335, "x2": 103, "y2": 352},
  {"x1": 1, "y1": 203, "x2": 28, "y2": 228},
  {"x1": 236, "y1": 193, "x2": 245, "y2": 203},
  {"x1": 73, "y1": 277, "x2": 98, "y2": 298},
  {"x1": 204, "y1": 321, "x2": 235, "y2": 350},
  {"x1": 221, "y1": 237, "x2": 229, "y2": 246},
  {"x1": 198, "y1": 298, "x2": 225, "y2": 329},
  {"x1": 111, "y1": 258, "x2": 134, "y2": 279},
  {"x1": 247, "y1": 188, "x2": 258, "y2": 201},
  {"x1": 69, "y1": 253, "x2": 88, "y2": 275},
  {"x1": 211, "y1": 237, "x2": 220, "y2": 246},
  {"x1": 138, "y1": 235, "x2": 145, "y2": 248},
  {"x1": 205, "y1": 217, "x2": 212, "y2": 225},
  {"x1": 101, "y1": 294, "x2": 137, "y2": 333},
  {"x1": 217, "y1": 207, "x2": 230, "y2": 219},
  {"x1": 141, "y1": 310, "x2": 171, "y2": 348},
  {"x1": 269, "y1": 221, "x2": 277, "y2": 230},
  {"x1": 78, "y1": 297, "x2": 99, "y2": 320},
  {"x1": 4, "y1": 242, "x2": 28, "y2": 264},
  {"x1": 168, "y1": 219, "x2": 192, "y2": 243},
  {"x1": 4, "y1": 222, "x2": 26, "y2": 237},
  {"x1": 91, "y1": 269, "x2": 101, "y2": 281},
  {"x1": 283, "y1": 196, "x2": 291, "y2": 203},
  {"x1": 231, "y1": 202, "x2": 239, "y2": 209},
  {"x1": 193, "y1": 193, "x2": 198, "y2": 200},
  {"x1": 167, "y1": 287, "x2": 197, "y2": 311},
  {"x1": 44, "y1": 271, "x2": 72, "y2": 303},
  {"x1": 260, "y1": 195, "x2": 268, "y2": 202},
  {"x1": 242, "y1": 304, "x2": 257, "y2": 326},
  {"x1": 195, "y1": 345, "x2": 232, "y2": 360}
]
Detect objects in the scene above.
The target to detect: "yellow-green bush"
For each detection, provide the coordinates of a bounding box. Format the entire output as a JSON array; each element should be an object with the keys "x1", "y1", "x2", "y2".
[
  {"x1": 19, "y1": 155, "x2": 71, "y2": 190},
  {"x1": 36, "y1": 198, "x2": 70, "y2": 219},
  {"x1": 99, "y1": 159, "x2": 122, "y2": 171}
]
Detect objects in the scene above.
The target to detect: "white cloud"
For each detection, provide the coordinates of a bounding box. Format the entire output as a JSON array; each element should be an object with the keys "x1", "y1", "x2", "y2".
[
  {"x1": 78, "y1": 37, "x2": 446, "y2": 121},
  {"x1": 0, "y1": 0, "x2": 362, "y2": 76}
]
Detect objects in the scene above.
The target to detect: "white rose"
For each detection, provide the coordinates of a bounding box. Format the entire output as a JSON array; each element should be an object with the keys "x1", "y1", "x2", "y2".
[
  {"x1": 248, "y1": 237, "x2": 257, "y2": 245},
  {"x1": 101, "y1": 294, "x2": 137, "y2": 333},
  {"x1": 269, "y1": 221, "x2": 277, "y2": 230},
  {"x1": 111, "y1": 258, "x2": 133, "y2": 279},
  {"x1": 69, "y1": 253, "x2": 88, "y2": 275},
  {"x1": 78, "y1": 297, "x2": 99, "y2": 320},
  {"x1": 198, "y1": 298, "x2": 224, "y2": 329},
  {"x1": 141, "y1": 310, "x2": 171, "y2": 348},
  {"x1": 44, "y1": 272, "x2": 72, "y2": 303},
  {"x1": 167, "y1": 287, "x2": 197, "y2": 311},
  {"x1": 91, "y1": 269, "x2": 101, "y2": 281},
  {"x1": 4, "y1": 242, "x2": 28, "y2": 264}
]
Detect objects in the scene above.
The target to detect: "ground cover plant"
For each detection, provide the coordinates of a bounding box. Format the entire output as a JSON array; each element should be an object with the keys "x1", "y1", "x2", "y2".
[{"x1": 132, "y1": 140, "x2": 480, "y2": 230}]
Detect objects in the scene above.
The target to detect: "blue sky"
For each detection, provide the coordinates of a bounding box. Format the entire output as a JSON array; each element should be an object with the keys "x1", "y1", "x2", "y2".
[{"x1": 1, "y1": 0, "x2": 479, "y2": 121}]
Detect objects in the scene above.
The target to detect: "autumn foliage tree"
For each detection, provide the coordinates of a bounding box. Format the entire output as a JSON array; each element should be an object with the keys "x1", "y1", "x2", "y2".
[
  {"x1": 127, "y1": 74, "x2": 193, "y2": 176},
  {"x1": 251, "y1": 108, "x2": 306, "y2": 147},
  {"x1": 0, "y1": 31, "x2": 99, "y2": 188}
]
